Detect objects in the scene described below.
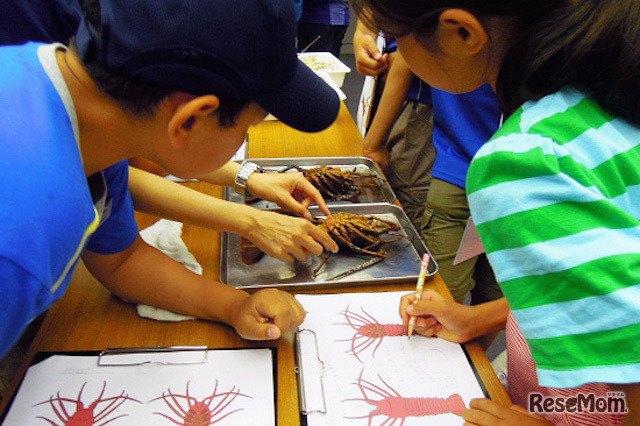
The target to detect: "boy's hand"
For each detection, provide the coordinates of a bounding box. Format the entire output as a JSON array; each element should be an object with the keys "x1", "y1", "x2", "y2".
[
  {"x1": 354, "y1": 34, "x2": 388, "y2": 76},
  {"x1": 353, "y1": 19, "x2": 388, "y2": 76},
  {"x1": 462, "y1": 399, "x2": 551, "y2": 425},
  {"x1": 244, "y1": 209, "x2": 338, "y2": 263},
  {"x1": 246, "y1": 171, "x2": 331, "y2": 218},
  {"x1": 230, "y1": 288, "x2": 306, "y2": 340},
  {"x1": 363, "y1": 143, "x2": 391, "y2": 171}
]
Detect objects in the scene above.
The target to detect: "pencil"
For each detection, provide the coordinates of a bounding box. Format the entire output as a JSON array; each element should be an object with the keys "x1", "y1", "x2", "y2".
[{"x1": 407, "y1": 253, "x2": 431, "y2": 338}]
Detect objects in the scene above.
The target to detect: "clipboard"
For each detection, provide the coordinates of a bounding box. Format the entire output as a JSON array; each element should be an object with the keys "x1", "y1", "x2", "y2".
[
  {"x1": 1, "y1": 346, "x2": 278, "y2": 426},
  {"x1": 293, "y1": 292, "x2": 490, "y2": 426},
  {"x1": 295, "y1": 329, "x2": 327, "y2": 416},
  {"x1": 294, "y1": 330, "x2": 489, "y2": 423}
]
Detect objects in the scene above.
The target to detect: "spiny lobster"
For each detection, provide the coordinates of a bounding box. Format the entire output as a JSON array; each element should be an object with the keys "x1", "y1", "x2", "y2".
[
  {"x1": 279, "y1": 165, "x2": 380, "y2": 201},
  {"x1": 239, "y1": 212, "x2": 404, "y2": 281}
]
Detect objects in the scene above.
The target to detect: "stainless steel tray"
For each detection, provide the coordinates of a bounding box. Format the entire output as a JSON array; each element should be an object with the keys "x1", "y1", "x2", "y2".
[
  {"x1": 220, "y1": 203, "x2": 438, "y2": 291},
  {"x1": 224, "y1": 156, "x2": 397, "y2": 209}
]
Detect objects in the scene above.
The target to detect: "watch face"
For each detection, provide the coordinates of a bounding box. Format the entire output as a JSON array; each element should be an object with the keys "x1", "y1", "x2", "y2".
[{"x1": 235, "y1": 162, "x2": 261, "y2": 194}]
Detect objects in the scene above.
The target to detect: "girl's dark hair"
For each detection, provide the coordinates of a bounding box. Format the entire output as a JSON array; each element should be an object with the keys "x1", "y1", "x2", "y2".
[
  {"x1": 351, "y1": 0, "x2": 640, "y2": 124},
  {"x1": 76, "y1": 0, "x2": 249, "y2": 126}
]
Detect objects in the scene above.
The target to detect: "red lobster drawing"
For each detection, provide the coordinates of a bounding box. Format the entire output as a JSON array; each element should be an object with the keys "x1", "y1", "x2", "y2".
[
  {"x1": 33, "y1": 381, "x2": 141, "y2": 425},
  {"x1": 150, "y1": 380, "x2": 251, "y2": 425},
  {"x1": 336, "y1": 304, "x2": 408, "y2": 362},
  {"x1": 344, "y1": 371, "x2": 466, "y2": 425}
]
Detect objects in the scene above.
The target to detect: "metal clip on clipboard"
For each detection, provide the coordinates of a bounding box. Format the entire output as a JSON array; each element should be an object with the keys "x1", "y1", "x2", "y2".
[
  {"x1": 295, "y1": 329, "x2": 327, "y2": 415},
  {"x1": 97, "y1": 346, "x2": 208, "y2": 367}
]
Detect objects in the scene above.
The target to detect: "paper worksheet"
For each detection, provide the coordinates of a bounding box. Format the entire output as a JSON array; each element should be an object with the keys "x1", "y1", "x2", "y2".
[
  {"x1": 295, "y1": 292, "x2": 486, "y2": 426},
  {"x1": 2, "y1": 348, "x2": 275, "y2": 426}
]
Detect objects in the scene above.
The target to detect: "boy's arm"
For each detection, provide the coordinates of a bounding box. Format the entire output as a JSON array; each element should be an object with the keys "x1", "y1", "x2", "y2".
[
  {"x1": 128, "y1": 167, "x2": 338, "y2": 262},
  {"x1": 362, "y1": 53, "x2": 415, "y2": 170},
  {"x1": 134, "y1": 163, "x2": 331, "y2": 218},
  {"x1": 195, "y1": 161, "x2": 239, "y2": 186},
  {"x1": 82, "y1": 237, "x2": 305, "y2": 340}
]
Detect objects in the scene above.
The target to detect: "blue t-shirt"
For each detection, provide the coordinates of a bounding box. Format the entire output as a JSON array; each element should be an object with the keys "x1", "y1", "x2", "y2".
[
  {"x1": 431, "y1": 84, "x2": 501, "y2": 188},
  {"x1": 406, "y1": 78, "x2": 432, "y2": 105},
  {"x1": 299, "y1": 0, "x2": 350, "y2": 26},
  {"x1": 294, "y1": 0, "x2": 303, "y2": 20},
  {"x1": 382, "y1": 40, "x2": 432, "y2": 106},
  {"x1": 0, "y1": 43, "x2": 138, "y2": 359}
]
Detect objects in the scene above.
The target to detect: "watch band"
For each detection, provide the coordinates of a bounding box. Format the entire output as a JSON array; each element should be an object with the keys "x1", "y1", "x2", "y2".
[{"x1": 234, "y1": 161, "x2": 263, "y2": 196}]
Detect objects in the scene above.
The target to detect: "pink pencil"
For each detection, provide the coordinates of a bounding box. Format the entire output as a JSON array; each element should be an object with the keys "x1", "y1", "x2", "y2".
[{"x1": 407, "y1": 253, "x2": 431, "y2": 338}]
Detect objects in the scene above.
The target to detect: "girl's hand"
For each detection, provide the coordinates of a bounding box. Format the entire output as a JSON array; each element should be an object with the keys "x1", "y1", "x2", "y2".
[
  {"x1": 399, "y1": 290, "x2": 476, "y2": 343},
  {"x1": 462, "y1": 399, "x2": 551, "y2": 425}
]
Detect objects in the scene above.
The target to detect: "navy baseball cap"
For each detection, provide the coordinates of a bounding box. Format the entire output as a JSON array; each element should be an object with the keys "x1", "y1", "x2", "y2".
[{"x1": 75, "y1": 0, "x2": 340, "y2": 132}]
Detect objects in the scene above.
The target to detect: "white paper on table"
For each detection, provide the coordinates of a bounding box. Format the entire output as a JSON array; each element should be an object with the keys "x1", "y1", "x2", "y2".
[
  {"x1": 295, "y1": 292, "x2": 486, "y2": 426},
  {"x1": 2, "y1": 348, "x2": 275, "y2": 426}
]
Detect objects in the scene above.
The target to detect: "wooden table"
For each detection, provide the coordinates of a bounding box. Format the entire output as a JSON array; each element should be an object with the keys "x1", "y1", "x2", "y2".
[{"x1": 0, "y1": 103, "x2": 510, "y2": 422}]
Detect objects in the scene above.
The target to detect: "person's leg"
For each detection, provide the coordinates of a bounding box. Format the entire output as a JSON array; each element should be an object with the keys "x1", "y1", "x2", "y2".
[
  {"x1": 471, "y1": 254, "x2": 502, "y2": 304},
  {"x1": 385, "y1": 101, "x2": 435, "y2": 231},
  {"x1": 296, "y1": 22, "x2": 332, "y2": 53},
  {"x1": 329, "y1": 25, "x2": 348, "y2": 58},
  {"x1": 297, "y1": 23, "x2": 348, "y2": 58},
  {"x1": 420, "y1": 179, "x2": 477, "y2": 303},
  {"x1": 471, "y1": 254, "x2": 503, "y2": 350}
]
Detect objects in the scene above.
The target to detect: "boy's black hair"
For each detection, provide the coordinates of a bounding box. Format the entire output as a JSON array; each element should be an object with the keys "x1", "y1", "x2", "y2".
[
  {"x1": 351, "y1": 0, "x2": 640, "y2": 124},
  {"x1": 76, "y1": 0, "x2": 249, "y2": 126}
]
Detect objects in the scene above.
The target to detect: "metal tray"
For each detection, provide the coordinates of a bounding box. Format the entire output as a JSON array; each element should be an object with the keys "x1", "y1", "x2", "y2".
[
  {"x1": 219, "y1": 203, "x2": 438, "y2": 291},
  {"x1": 224, "y1": 156, "x2": 397, "y2": 209}
]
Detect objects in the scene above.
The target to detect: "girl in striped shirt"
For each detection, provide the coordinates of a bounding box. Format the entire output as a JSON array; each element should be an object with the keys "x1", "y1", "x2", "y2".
[{"x1": 352, "y1": 0, "x2": 640, "y2": 424}]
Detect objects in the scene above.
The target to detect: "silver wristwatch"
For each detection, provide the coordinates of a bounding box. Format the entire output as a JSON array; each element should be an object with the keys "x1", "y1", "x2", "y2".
[{"x1": 234, "y1": 161, "x2": 263, "y2": 196}]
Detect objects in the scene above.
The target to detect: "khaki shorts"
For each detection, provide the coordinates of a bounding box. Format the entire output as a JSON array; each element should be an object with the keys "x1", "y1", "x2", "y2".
[
  {"x1": 384, "y1": 100, "x2": 435, "y2": 231},
  {"x1": 420, "y1": 179, "x2": 503, "y2": 303}
]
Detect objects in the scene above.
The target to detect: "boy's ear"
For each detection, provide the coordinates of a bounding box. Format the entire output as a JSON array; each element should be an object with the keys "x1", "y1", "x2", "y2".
[
  {"x1": 437, "y1": 9, "x2": 488, "y2": 56},
  {"x1": 167, "y1": 95, "x2": 220, "y2": 149}
]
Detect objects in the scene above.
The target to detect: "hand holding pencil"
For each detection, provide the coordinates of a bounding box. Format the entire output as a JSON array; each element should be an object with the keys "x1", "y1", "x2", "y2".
[{"x1": 407, "y1": 253, "x2": 431, "y2": 338}]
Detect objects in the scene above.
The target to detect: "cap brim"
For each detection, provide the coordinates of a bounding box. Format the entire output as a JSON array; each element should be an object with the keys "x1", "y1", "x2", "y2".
[{"x1": 255, "y1": 60, "x2": 340, "y2": 133}]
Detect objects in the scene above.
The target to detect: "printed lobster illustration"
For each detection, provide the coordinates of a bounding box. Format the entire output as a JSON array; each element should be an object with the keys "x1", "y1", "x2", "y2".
[
  {"x1": 344, "y1": 371, "x2": 466, "y2": 425},
  {"x1": 33, "y1": 381, "x2": 141, "y2": 425},
  {"x1": 150, "y1": 380, "x2": 250, "y2": 425},
  {"x1": 336, "y1": 304, "x2": 408, "y2": 362}
]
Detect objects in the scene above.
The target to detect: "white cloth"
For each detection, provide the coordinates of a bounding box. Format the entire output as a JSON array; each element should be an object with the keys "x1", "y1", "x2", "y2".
[
  {"x1": 137, "y1": 219, "x2": 200, "y2": 322},
  {"x1": 164, "y1": 175, "x2": 198, "y2": 183},
  {"x1": 356, "y1": 33, "x2": 386, "y2": 136}
]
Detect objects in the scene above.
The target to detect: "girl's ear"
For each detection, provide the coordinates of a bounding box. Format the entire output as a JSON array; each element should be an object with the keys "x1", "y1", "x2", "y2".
[
  {"x1": 167, "y1": 95, "x2": 220, "y2": 149},
  {"x1": 437, "y1": 9, "x2": 488, "y2": 56}
]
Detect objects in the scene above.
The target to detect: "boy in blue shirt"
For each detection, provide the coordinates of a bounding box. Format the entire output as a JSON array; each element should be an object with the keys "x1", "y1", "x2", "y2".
[
  {"x1": 354, "y1": 19, "x2": 502, "y2": 308},
  {"x1": 0, "y1": 0, "x2": 340, "y2": 359}
]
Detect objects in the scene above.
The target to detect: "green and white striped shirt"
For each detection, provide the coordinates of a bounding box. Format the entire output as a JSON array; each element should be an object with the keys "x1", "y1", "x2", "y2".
[{"x1": 467, "y1": 87, "x2": 640, "y2": 388}]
